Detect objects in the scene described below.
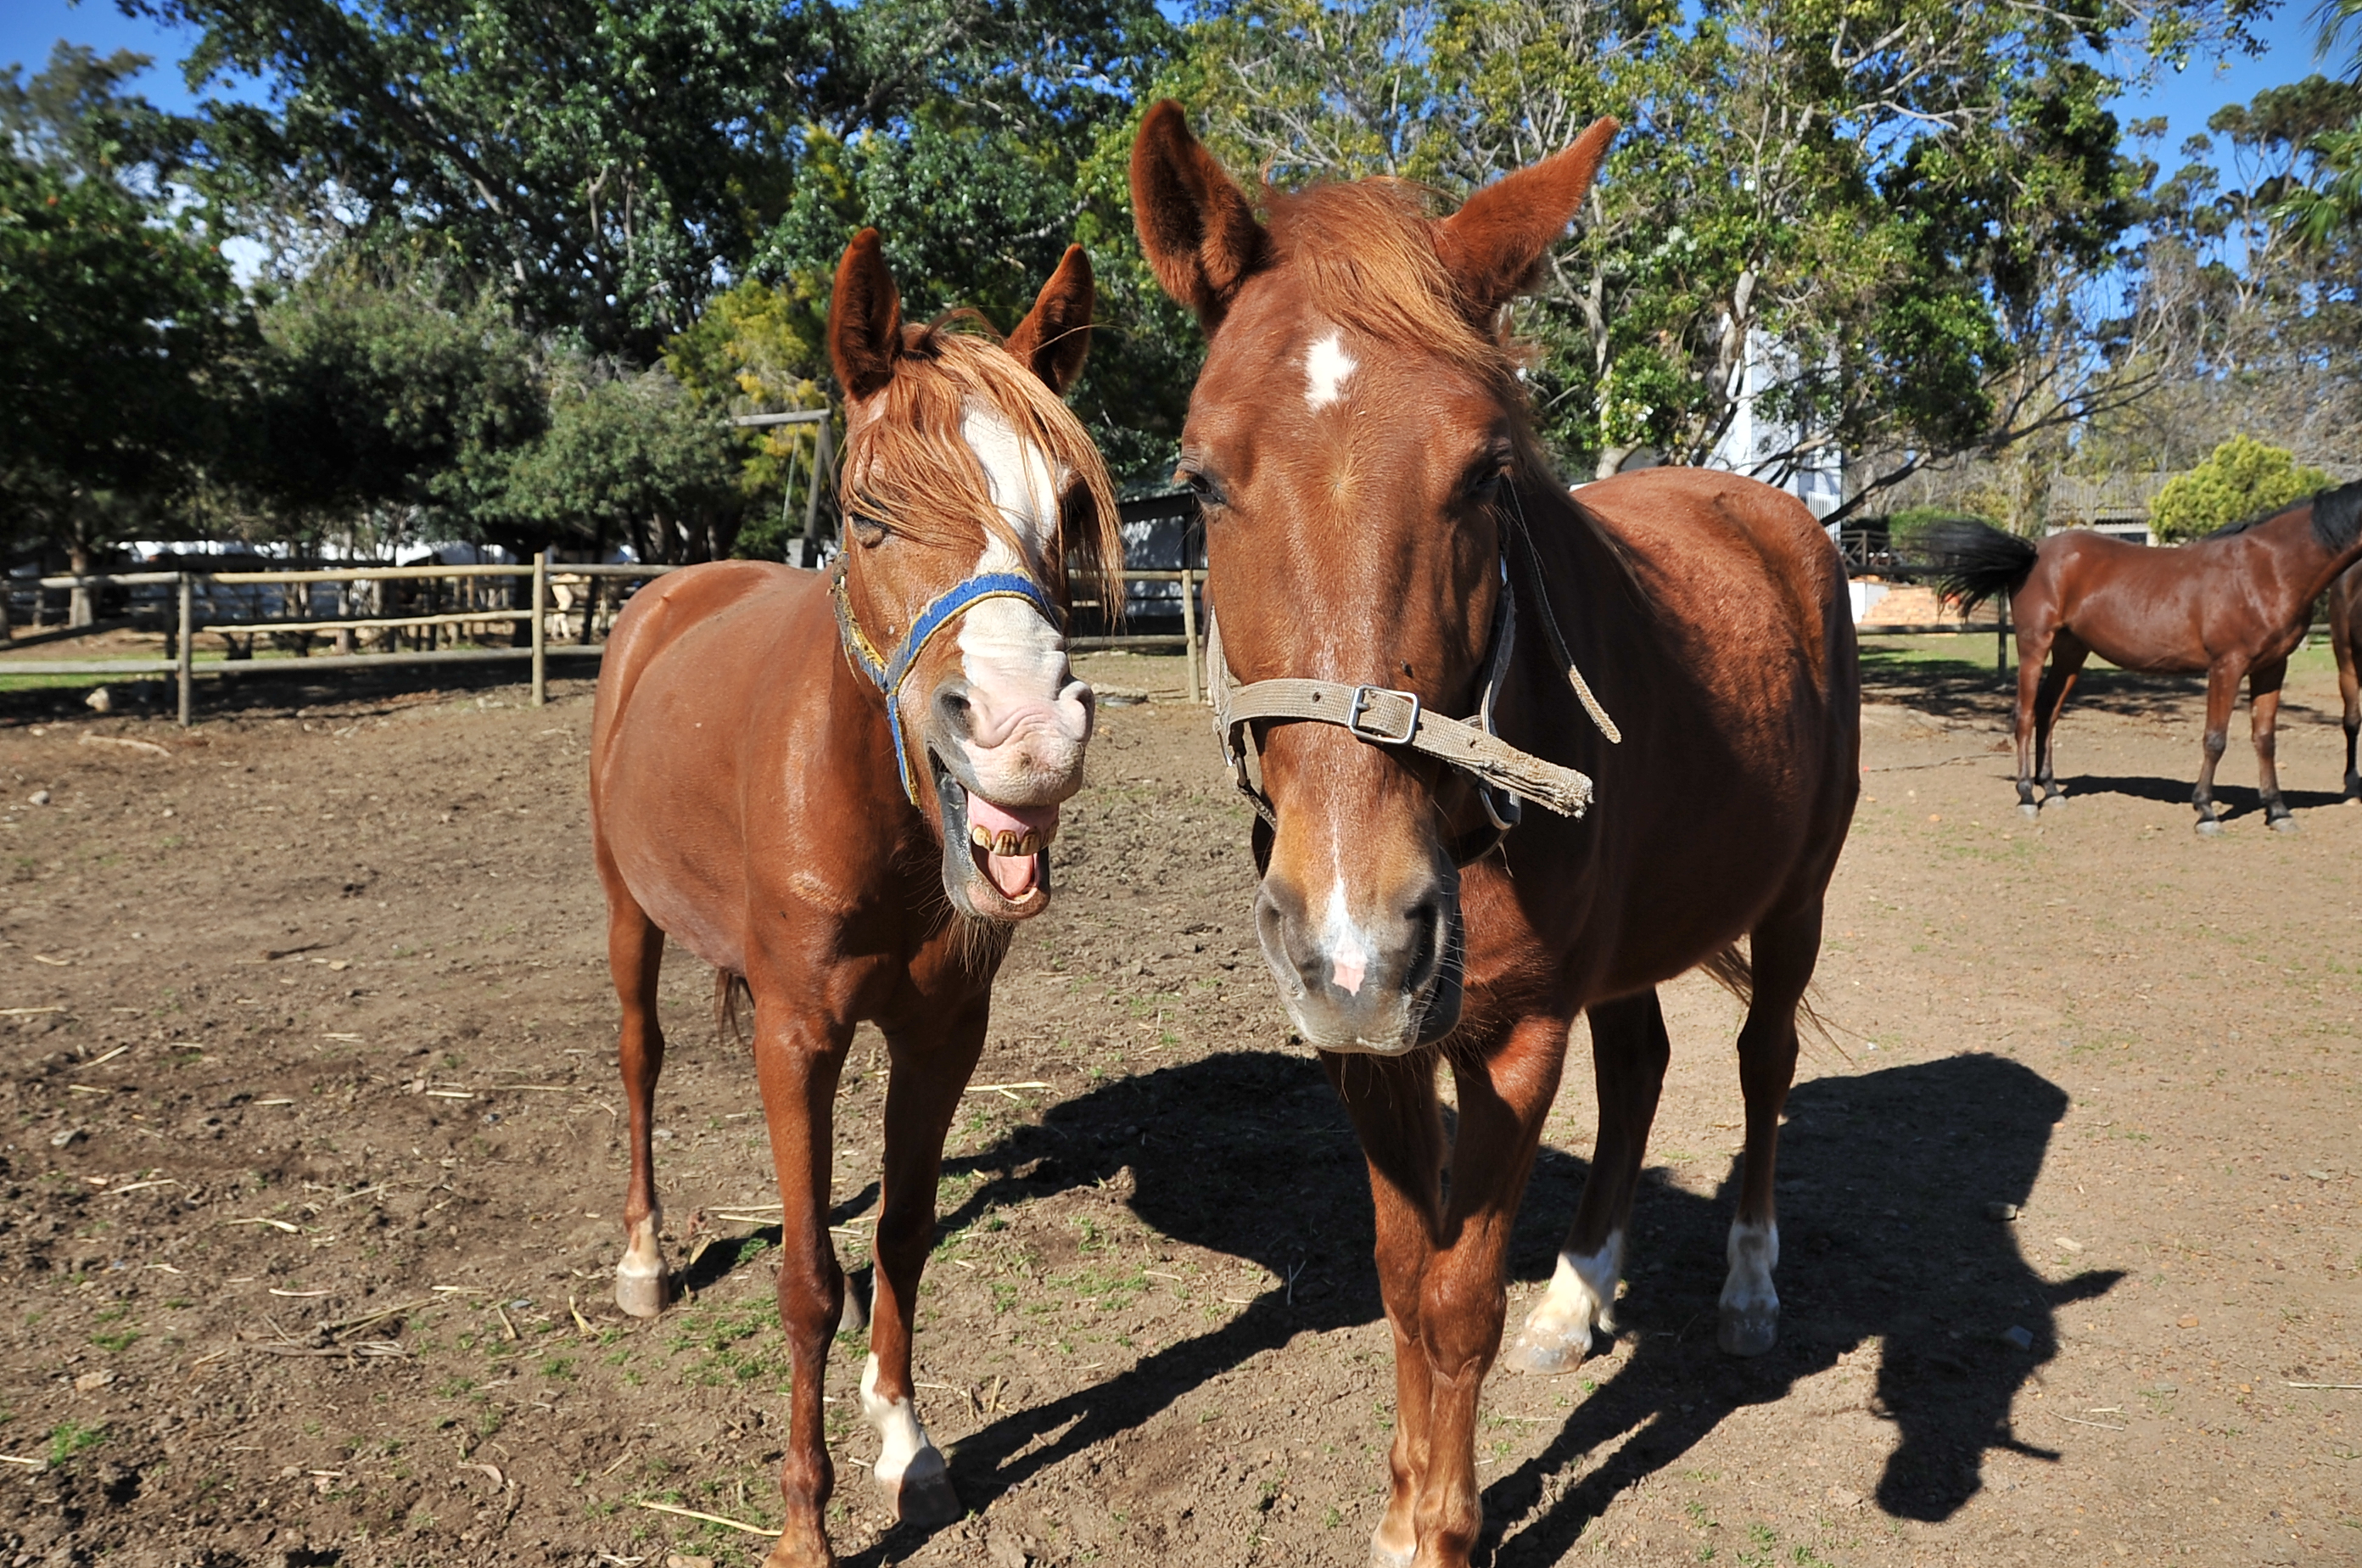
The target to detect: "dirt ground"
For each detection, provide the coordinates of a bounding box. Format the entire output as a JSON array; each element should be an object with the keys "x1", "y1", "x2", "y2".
[{"x1": 0, "y1": 636, "x2": 2354, "y2": 1568}]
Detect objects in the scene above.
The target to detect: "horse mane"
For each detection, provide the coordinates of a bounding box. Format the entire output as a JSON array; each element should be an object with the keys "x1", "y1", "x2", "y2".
[
  {"x1": 2202, "y1": 478, "x2": 2362, "y2": 554},
  {"x1": 839, "y1": 318, "x2": 1124, "y2": 611},
  {"x1": 1264, "y1": 179, "x2": 1514, "y2": 384}
]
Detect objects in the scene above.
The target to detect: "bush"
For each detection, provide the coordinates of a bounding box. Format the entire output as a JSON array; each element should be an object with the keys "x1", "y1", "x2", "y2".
[{"x1": 2147, "y1": 436, "x2": 2332, "y2": 545}]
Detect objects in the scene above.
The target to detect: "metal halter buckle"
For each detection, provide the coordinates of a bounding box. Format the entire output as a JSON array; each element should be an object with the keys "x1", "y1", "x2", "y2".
[{"x1": 1345, "y1": 685, "x2": 1421, "y2": 744}]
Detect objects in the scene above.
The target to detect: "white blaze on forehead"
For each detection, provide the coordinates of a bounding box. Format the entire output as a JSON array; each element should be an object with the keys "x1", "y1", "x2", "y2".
[
  {"x1": 950, "y1": 406, "x2": 1076, "y2": 721},
  {"x1": 1304, "y1": 330, "x2": 1357, "y2": 412},
  {"x1": 1321, "y1": 878, "x2": 1376, "y2": 996}
]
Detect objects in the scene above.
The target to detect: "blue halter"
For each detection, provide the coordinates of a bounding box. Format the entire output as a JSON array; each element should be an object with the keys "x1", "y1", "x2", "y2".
[{"x1": 832, "y1": 559, "x2": 1066, "y2": 807}]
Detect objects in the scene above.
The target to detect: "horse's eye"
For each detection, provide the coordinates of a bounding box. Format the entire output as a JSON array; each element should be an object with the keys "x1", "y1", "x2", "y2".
[
  {"x1": 849, "y1": 516, "x2": 888, "y2": 547},
  {"x1": 1178, "y1": 466, "x2": 1229, "y2": 510}
]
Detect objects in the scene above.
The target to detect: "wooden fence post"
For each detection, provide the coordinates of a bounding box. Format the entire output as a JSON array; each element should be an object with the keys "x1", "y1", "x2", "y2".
[
  {"x1": 176, "y1": 573, "x2": 194, "y2": 726},
  {"x1": 1180, "y1": 568, "x2": 1201, "y2": 705},
  {"x1": 530, "y1": 552, "x2": 549, "y2": 706}
]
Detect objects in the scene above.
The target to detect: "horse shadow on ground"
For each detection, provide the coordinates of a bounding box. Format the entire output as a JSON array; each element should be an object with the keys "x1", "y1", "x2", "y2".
[{"x1": 698, "y1": 1048, "x2": 2119, "y2": 1565}]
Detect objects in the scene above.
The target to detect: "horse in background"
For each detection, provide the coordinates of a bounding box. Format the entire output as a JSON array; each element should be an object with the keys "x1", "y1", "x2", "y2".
[
  {"x1": 588, "y1": 229, "x2": 1121, "y2": 1567},
  {"x1": 1928, "y1": 484, "x2": 2362, "y2": 833},
  {"x1": 2332, "y1": 563, "x2": 2361, "y2": 801},
  {"x1": 1132, "y1": 104, "x2": 1859, "y2": 1568}
]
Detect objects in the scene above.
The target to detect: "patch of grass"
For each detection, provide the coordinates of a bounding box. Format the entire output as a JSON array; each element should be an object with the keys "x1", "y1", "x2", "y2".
[
  {"x1": 47, "y1": 1420, "x2": 106, "y2": 1465},
  {"x1": 89, "y1": 1330, "x2": 140, "y2": 1353}
]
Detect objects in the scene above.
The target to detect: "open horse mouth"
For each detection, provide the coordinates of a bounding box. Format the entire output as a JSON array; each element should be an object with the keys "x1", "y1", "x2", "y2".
[{"x1": 931, "y1": 755, "x2": 1057, "y2": 919}]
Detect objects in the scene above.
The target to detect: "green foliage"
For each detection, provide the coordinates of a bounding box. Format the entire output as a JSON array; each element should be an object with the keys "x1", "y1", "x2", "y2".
[
  {"x1": 2147, "y1": 435, "x2": 2331, "y2": 543},
  {"x1": 1166, "y1": 0, "x2": 2253, "y2": 497},
  {"x1": 249, "y1": 266, "x2": 544, "y2": 542},
  {"x1": 485, "y1": 364, "x2": 741, "y2": 561},
  {"x1": 46, "y1": 1420, "x2": 105, "y2": 1465}
]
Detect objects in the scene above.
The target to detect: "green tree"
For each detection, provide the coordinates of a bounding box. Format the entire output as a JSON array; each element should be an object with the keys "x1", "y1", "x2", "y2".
[
  {"x1": 2147, "y1": 434, "x2": 2331, "y2": 543},
  {"x1": 486, "y1": 363, "x2": 741, "y2": 563},
  {"x1": 1158, "y1": 0, "x2": 2264, "y2": 504},
  {"x1": 247, "y1": 265, "x2": 546, "y2": 550},
  {"x1": 1, "y1": 48, "x2": 248, "y2": 617}
]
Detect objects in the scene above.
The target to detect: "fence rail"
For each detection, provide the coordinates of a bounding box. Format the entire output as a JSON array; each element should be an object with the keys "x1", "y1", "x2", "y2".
[
  {"x1": 8, "y1": 562, "x2": 2332, "y2": 722},
  {"x1": 2, "y1": 562, "x2": 1212, "y2": 720}
]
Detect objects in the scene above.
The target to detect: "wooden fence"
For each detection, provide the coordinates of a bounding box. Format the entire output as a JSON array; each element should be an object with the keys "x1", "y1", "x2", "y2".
[{"x1": 0, "y1": 560, "x2": 1212, "y2": 723}]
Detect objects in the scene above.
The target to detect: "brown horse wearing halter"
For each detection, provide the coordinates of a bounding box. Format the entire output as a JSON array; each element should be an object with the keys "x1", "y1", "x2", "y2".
[
  {"x1": 1131, "y1": 105, "x2": 1859, "y2": 1567},
  {"x1": 2332, "y1": 563, "x2": 2362, "y2": 802},
  {"x1": 1928, "y1": 489, "x2": 2362, "y2": 833},
  {"x1": 589, "y1": 229, "x2": 1121, "y2": 1567}
]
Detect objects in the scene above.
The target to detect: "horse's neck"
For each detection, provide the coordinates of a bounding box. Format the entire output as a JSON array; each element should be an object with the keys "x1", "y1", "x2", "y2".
[{"x1": 2268, "y1": 507, "x2": 2362, "y2": 605}]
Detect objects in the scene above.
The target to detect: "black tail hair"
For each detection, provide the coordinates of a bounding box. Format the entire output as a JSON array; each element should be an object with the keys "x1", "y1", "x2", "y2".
[{"x1": 1919, "y1": 518, "x2": 2039, "y2": 618}]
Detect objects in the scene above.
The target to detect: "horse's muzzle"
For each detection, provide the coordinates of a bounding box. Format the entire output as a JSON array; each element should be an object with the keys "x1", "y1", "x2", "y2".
[{"x1": 1251, "y1": 869, "x2": 1464, "y2": 1054}]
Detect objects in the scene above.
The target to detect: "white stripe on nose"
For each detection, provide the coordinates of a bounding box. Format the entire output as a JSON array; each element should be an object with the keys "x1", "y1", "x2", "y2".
[{"x1": 1321, "y1": 879, "x2": 1375, "y2": 995}]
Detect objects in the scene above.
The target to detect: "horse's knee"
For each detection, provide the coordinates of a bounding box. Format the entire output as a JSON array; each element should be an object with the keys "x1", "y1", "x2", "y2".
[{"x1": 2202, "y1": 730, "x2": 2228, "y2": 759}]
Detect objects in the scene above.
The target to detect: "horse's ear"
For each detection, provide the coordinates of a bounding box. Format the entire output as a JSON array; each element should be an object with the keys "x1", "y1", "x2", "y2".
[
  {"x1": 1435, "y1": 116, "x2": 1619, "y2": 322},
  {"x1": 830, "y1": 227, "x2": 902, "y2": 402},
  {"x1": 1130, "y1": 100, "x2": 1268, "y2": 328},
  {"x1": 1005, "y1": 244, "x2": 1094, "y2": 395}
]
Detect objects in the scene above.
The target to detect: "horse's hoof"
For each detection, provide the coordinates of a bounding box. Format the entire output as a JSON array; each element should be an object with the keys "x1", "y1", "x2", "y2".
[
  {"x1": 2194, "y1": 818, "x2": 2224, "y2": 837},
  {"x1": 2040, "y1": 793, "x2": 2067, "y2": 811},
  {"x1": 1369, "y1": 1529, "x2": 1416, "y2": 1568},
  {"x1": 1505, "y1": 1318, "x2": 1596, "y2": 1375},
  {"x1": 614, "y1": 1264, "x2": 669, "y2": 1319},
  {"x1": 881, "y1": 1448, "x2": 961, "y2": 1528},
  {"x1": 2270, "y1": 815, "x2": 2301, "y2": 834},
  {"x1": 758, "y1": 1524, "x2": 836, "y2": 1568},
  {"x1": 2018, "y1": 803, "x2": 2040, "y2": 820},
  {"x1": 1717, "y1": 1305, "x2": 1778, "y2": 1358}
]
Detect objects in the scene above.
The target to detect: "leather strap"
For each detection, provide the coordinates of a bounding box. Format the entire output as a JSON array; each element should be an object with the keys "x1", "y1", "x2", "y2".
[
  {"x1": 834, "y1": 559, "x2": 1064, "y2": 807},
  {"x1": 1206, "y1": 563, "x2": 1594, "y2": 845}
]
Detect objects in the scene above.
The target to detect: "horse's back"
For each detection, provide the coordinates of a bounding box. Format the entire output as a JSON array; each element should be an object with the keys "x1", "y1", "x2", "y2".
[
  {"x1": 1567, "y1": 468, "x2": 1859, "y2": 967},
  {"x1": 1576, "y1": 467, "x2": 1856, "y2": 718},
  {"x1": 591, "y1": 561, "x2": 835, "y2": 969}
]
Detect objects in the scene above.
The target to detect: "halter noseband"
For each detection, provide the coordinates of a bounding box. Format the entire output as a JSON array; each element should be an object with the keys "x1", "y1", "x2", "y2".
[
  {"x1": 1206, "y1": 531, "x2": 1615, "y2": 865},
  {"x1": 832, "y1": 558, "x2": 1065, "y2": 807}
]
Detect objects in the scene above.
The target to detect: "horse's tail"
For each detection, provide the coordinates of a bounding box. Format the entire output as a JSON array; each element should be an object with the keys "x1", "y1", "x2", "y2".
[
  {"x1": 1697, "y1": 941, "x2": 1836, "y2": 1048},
  {"x1": 714, "y1": 968, "x2": 753, "y2": 1046},
  {"x1": 1920, "y1": 518, "x2": 2038, "y2": 618}
]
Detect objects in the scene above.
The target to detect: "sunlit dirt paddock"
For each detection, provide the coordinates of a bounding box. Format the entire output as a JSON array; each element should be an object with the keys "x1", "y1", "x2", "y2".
[{"x1": 0, "y1": 638, "x2": 2354, "y2": 1566}]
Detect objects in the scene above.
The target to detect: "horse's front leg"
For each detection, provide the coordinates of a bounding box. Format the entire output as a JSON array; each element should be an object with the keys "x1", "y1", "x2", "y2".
[
  {"x1": 1414, "y1": 1016, "x2": 1569, "y2": 1568},
  {"x1": 859, "y1": 1002, "x2": 989, "y2": 1528},
  {"x1": 2248, "y1": 658, "x2": 2296, "y2": 832},
  {"x1": 2193, "y1": 656, "x2": 2248, "y2": 835},
  {"x1": 748, "y1": 994, "x2": 854, "y2": 1568},
  {"x1": 1510, "y1": 994, "x2": 1665, "y2": 1374},
  {"x1": 1721, "y1": 902, "x2": 1821, "y2": 1355},
  {"x1": 1322, "y1": 1049, "x2": 1446, "y2": 1568}
]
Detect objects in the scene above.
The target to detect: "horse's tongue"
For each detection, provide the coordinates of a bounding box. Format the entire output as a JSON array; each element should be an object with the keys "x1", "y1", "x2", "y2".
[{"x1": 969, "y1": 796, "x2": 1057, "y2": 899}]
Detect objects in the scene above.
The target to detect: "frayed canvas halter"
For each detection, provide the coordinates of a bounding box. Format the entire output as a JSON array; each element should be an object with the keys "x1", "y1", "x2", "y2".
[
  {"x1": 1206, "y1": 504, "x2": 1617, "y2": 865},
  {"x1": 832, "y1": 559, "x2": 1064, "y2": 806}
]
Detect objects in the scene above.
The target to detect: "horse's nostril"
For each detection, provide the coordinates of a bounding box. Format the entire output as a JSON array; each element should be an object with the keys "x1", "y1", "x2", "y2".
[{"x1": 1401, "y1": 899, "x2": 1443, "y2": 994}]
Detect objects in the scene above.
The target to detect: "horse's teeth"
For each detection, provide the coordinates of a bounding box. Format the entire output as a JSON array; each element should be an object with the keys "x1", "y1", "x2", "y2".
[{"x1": 970, "y1": 825, "x2": 994, "y2": 851}]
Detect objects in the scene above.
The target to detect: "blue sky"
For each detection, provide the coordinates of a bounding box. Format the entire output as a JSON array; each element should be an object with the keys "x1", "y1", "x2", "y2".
[{"x1": 0, "y1": 0, "x2": 2340, "y2": 156}]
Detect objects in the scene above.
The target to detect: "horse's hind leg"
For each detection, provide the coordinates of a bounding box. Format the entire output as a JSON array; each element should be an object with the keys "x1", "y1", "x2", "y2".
[
  {"x1": 860, "y1": 1005, "x2": 988, "y2": 1528},
  {"x1": 1721, "y1": 901, "x2": 1820, "y2": 1357},
  {"x1": 606, "y1": 893, "x2": 671, "y2": 1317},
  {"x1": 2033, "y1": 634, "x2": 2088, "y2": 809},
  {"x1": 2332, "y1": 600, "x2": 2360, "y2": 800},
  {"x1": 2249, "y1": 658, "x2": 2298, "y2": 832},
  {"x1": 2193, "y1": 655, "x2": 2249, "y2": 835},
  {"x1": 2010, "y1": 628, "x2": 2052, "y2": 816},
  {"x1": 1510, "y1": 991, "x2": 1669, "y2": 1374}
]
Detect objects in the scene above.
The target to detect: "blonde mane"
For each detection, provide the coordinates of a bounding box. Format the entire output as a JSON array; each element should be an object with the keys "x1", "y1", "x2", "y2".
[{"x1": 839, "y1": 320, "x2": 1124, "y2": 613}]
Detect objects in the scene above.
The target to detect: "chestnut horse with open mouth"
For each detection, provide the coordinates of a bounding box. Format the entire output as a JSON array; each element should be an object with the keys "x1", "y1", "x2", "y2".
[
  {"x1": 1132, "y1": 105, "x2": 1860, "y2": 1566},
  {"x1": 1927, "y1": 489, "x2": 2362, "y2": 833},
  {"x1": 589, "y1": 229, "x2": 1120, "y2": 1566}
]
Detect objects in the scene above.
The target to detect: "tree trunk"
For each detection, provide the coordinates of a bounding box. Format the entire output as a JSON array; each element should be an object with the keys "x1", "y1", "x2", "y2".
[
  {"x1": 1594, "y1": 444, "x2": 1641, "y2": 481},
  {"x1": 67, "y1": 543, "x2": 92, "y2": 629}
]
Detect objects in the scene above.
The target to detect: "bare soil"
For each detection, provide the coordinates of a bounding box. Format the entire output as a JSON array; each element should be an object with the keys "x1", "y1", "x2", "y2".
[{"x1": 0, "y1": 640, "x2": 2354, "y2": 1568}]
